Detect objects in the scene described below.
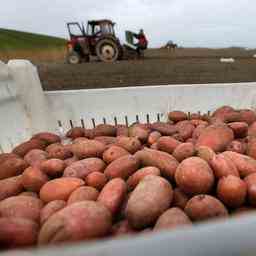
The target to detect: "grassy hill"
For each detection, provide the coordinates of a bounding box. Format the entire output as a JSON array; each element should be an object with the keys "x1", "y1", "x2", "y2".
[{"x1": 0, "y1": 28, "x2": 66, "y2": 50}]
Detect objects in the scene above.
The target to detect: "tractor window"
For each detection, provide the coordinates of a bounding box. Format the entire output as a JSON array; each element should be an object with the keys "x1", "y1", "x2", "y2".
[
  {"x1": 69, "y1": 24, "x2": 83, "y2": 37},
  {"x1": 101, "y1": 24, "x2": 114, "y2": 35}
]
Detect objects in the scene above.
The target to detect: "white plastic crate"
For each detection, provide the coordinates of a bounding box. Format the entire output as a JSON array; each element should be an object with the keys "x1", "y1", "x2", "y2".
[{"x1": 1, "y1": 60, "x2": 256, "y2": 256}]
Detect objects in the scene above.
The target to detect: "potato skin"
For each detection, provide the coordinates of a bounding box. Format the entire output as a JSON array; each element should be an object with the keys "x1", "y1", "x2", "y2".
[
  {"x1": 184, "y1": 195, "x2": 228, "y2": 222},
  {"x1": 239, "y1": 109, "x2": 256, "y2": 125},
  {"x1": 0, "y1": 196, "x2": 44, "y2": 222},
  {"x1": 135, "y1": 148, "x2": 179, "y2": 181},
  {"x1": 126, "y1": 175, "x2": 173, "y2": 229},
  {"x1": 46, "y1": 143, "x2": 73, "y2": 160},
  {"x1": 39, "y1": 177, "x2": 85, "y2": 203},
  {"x1": 19, "y1": 191, "x2": 38, "y2": 198},
  {"x1": 128, "y1": 124, "x2": 150, "y2": 143},
  {"x1": 196, "y1": 146, "x2": 216, "y2": 164},
  {"x1": 175, "y1": 121, "x2": 195, "y2": 141},
  {"x1": 94, "y1": 136, "x2": 117, "y2": 146},
  {"x1": 154, "y1": 208, "x2": 192, "y2": 231},
  {"x1": 21, "y1": 166, "x2": 49, "y2": 192},
  {"x1": 92, "y1": 124, "x2": 116, "y2": 137},
  {"x1": 68, "y1": 186, "x2": 99, "y2": 205},
  {"x1": 40, "y1": 159, "x2": 66, "y2": 177},
  {"x1": 247, "y1": 137, "x2": 256, "y2": 160},
  {"x1": 157, "y1": 136, "x2": 181, "y2": 154},
  {"x1": 32, "y1": 132, "x2": 61, "y2": 145},
  {"x1": 40, "y1": 200, "x2": 67, "y2": 225},
  {"x1": 0, "y1": 217, "x2": 39, "y2": 248},
  {"x1": 217, "y1": 175, "x2": 247, "y2": 208},
  {"x1": 151, "y1": 122, "x2": 177, "y2": 136},
  {"x1": 244, "y1": 173, "x2": 256, "y2": 206},
  {"x1": 24, "y1": 149, "x2": 48, "y2": 167},
  {"x1": 173, "y1": 143, "x2": 195, "y2": 162},
  {"x1": 0, "y1": 175, "x2": 23, "y2": 201},
  {"x1": 228, "y1": 122, "x2": 248, "y2": 138},
  {"x1": 116, "y1": 125, "x2": 129, "y2": 137},
  {"x1": 66, "y1": 127, "x2": 85, "y2": 139},
  {"x1": 148, "y1": 131, "x2": 162, "y2": 145},
  {"x1": 85, "y1": 172, "x2": 107, "y2": 191},
  {"x1": 38, "y1": 201, "x2": 112, "y2": 245},
  {"x1": 63, "y1": 158, "x2": 106, "y2": 179},
  {"x1": 116, "y1": 136, "x2": 142, "y2": 154},
  {"x1": 175, "y1": 157, "x2": 215, "y2": 195},
  {"x1": 172, "y1": 188, "x2": 190, "y2": 210},
  {"x1": 97, "y1": 178, "x2": 127, "y2": 215},
  {"x1": 126, "y1": 166, "x2": 161, "y2": 191},
  {"x1": 227, "y1": 140, "x2": 246, "y2": 154},
  {"x1": 169, "y1": 111, "x2": 188, "y2": 123},
  {"x1": 0, "y1": 153, "x2": 18, "y2": 164},
  {"x1": 103, "y1": 145, "x2": 130, "y2": 164},
  {"x1": 104, "y1": 155, "x2": 140, "y2": 180}
]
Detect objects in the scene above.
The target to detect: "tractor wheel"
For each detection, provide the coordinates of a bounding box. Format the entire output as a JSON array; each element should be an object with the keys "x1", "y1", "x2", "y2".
[
  {"x1": 67, "y1": 51, "x2": 81, "y2": 64},
  {"x1": 95, "y1": 39, "x2": 119, "y2": 62}
]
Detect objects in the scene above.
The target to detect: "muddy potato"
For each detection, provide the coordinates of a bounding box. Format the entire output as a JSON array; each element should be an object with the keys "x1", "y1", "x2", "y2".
[
  {"x1": 135, "y1": 148, "x2": 179, "y2": 181},
  {"x1": 66, "y1": 127, "x2": 85, "y2": 139},
  {"x1": 24, "y1": 149, "x2": 48, "y2": 167},
  {"x1": 175, "y1": 157, "x2": 214, "y2": 195},
  {"x1": 172, "y1": 188, "x2": 190, "y2": 210},
  {"x1": 0, "y1": 175, "x2": 23, "y2": 201},
  {"x1": 32, "y1": 132, "x2": 61, "y2": 145},
  {"x1": 116, "y1": 136, "x2": 142, "y2": 154},
  {"x1": 0, "y1": 196, "x2": 44, "y2": 222},
  {"x1": 63, "y1": 158, "x2": 106, "y2": 179},
  {"x1": 46, "y1": 143, "x2": 73, "y2": 160},
  {"x1": 127, "y1": 166, "x2": 161, "y2": 191},
  {"x1": 168, "y1": 111, "x2": 188, "y2": 123},
  {"x1": 40, "y1": 159, "x2": 66, "y2": 177},
  {"x1": 85, "y1": 172, "x2": 107, "y2": 191},
  {"x1": 21, "y1": 166, "x2": 49, "y2": 192},
  {"x1": 154, "y1": 208, "x2": 192, "y2": 231},
  {"x1": 97, "y1": 178, "x2": 127, "y2": 215},
  {"x1": 126, "y1": 175, "x2": 173, "y2": 229},
  {"x1": 39, "y1": 177, "x2": 85, "y2": 203},
  {"x1": 68, "y1": 186, "x2": 99, "y2": 205},
  {"x1": 244, "y1": 173, "x2": 256, "y2": 206},
  {"x1": 38, "y1": 201, "x2": 112, "y2": 245},
  {"x1": 0, "y1": 217, "x2": 39, "y2": 248},
  {"x1": 103, "y1": 145, "x2": 130, "y2": 164},
  {"x1": 173, "y1": 142, "x2": 195, "y2": 162},
  {"x1": 40, "y1": 200, "x2": 67, "y2": 225},
  {"x1": 217, "y1": 175, "x2": 247, "y2": 208},
  {"x1": 147, "y1": 131, "x2": 162, "y2": 145},
  {"x1": 104, "y1": 155, "x2": 140, "y2": 180},
  {"x1": 157, "y1": 136, "x2": 181, "y2": 154},
  {"x1": 184, "y1": 195, "x2": 228, "y2": 222}
]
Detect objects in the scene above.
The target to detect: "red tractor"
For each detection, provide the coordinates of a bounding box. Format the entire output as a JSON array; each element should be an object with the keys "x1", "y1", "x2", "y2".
[{"x1": 66, "y1": 19, "x2": 123, "y2": 63}]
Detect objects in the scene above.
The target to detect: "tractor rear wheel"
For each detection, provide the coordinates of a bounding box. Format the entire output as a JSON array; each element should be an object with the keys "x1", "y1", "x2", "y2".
[
  {"x1": 96, "y1": 39, "x2": 120, "y2": 62},
  {"x1": 67, "y1": 51, "x2": 81, "y2": 64}
]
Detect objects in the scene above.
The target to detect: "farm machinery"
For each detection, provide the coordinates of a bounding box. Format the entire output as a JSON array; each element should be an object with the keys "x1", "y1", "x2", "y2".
[{"x1": 66, "y1": 19, "x2": 147, "y2": 64}]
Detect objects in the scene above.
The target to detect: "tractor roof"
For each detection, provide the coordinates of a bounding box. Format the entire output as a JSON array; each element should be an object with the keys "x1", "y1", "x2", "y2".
[{"x1": 88, "y1": 19, "x2": 115, "y2": 26}]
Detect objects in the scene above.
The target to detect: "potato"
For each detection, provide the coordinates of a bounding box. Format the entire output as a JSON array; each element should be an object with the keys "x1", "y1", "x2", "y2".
[
  {"x1": 24, "y1": 149, "x2": 48, "y2": 167},
  {"x1": 222, "y1": 151, "x2": 256, "y2": 177},
  {"x1": 71, "y1": 139, "x2": 106, "y2": 159},
  {"x1": 85, "y1": 172, "x2": 107, "y2": 191},
  {"x1": 0, "y1": 196, "x2": 43, "y2": 222},
  {"x1": 175, "y1": 157, "x2": 214, "y2": 195},
  {"x1": 184, "y1": 195, "x2": 228, "y2": 222},
  {"x1": 239, "y1": 109, "x2": 256, "y2": 125},
  {"x1": 147, "y1": 131, "x2": 162, "y2": 145},
  {"x1": 66, "y1": 127, "x2": 85, "y2": 139},
  {"x1": 173, "y1": 142, "x2": 195, "y2": 162},
  {"x1": 0, "y1": 157, "x2": 28, "y2": 180},
  {"x1": 244, "y1": 173, "x2": 256, "y2": 206},
  {"x1": 227, "y1": 140, "x2": 246, "y2": 154},
  {"x1": 116, "y1": 125, "x2": 129, "y2": 137},
  {"x1": 116, "y1": 136, "x2": 142, "y2": 154},
  {"x1": 135, "y1": 148, "x2": 179, "y2": 181},
  {"x1": 68, "y1": 186, "x2": 99, "y2": 205},
  {"x1": 92, "y1": 124, "x2": 116, "y2": 137},
  {"x1": 39, "y1": 177, "x2": 85, "y2": 202},
  {"x1": 172, "y1": 188, "x2": 190, "y2": 210},
  {"x1": 12, "y1": 139, "x2": 47, "y2": 157},
  {"x1": 40, "y1": 200, "x2": 67, "y2": 225},
  {"x1": 128, "y1": 124, "x2": 150, "y2": 143},
  {"x1": 103, "y1": 145, "x2": 130, "y2": 164},
  {"x1": 168, "y1": 111, "x2": 188, "y2": 123},
  {"x1": 126, "y1": 175, "x2": 173, "y2": 229},
  {"x1": 46, "y1": 143, "x2": 73, "y2": 160},
  {"x1": 150, "y1": 122, "x2": 177, "y2": 136},
  {"x1": 248, "y1": 122, "x2": 256, "y2": 137},
  {"x1": 19, "y1": 191, "x2": 38, "y2": 198},
  {"x1": 63, "y1": 158, "x2": 106, "y2": 179},
  {"x1": 196, "y1": 124, "x2": 234, "y2": 152},
  {"x1": 21, "y1": 166, "x2": 49, "y2": 192},
  {"x1": 40, "y1": 159, "x2": 66, "y2": 177},
  {"x1": 210, "y1": 154, "x2": 239, "y2": 179},
  {"x1": 172, "y1": 133, "x2": 185, "y2": 142},
  {"x1": 212, "y1": 106, "x2": 238, "y2": 122},
  {"x1": 111, "y1": 220, "x2": 136, "y2": 237},
  {"x1": 104, "y1": 155, "x2": 140, "y2": 180},
  {"x1": 97, "y1": 178, "x2": 127, "y2": 215},
  {"x1": 192, "y1": 124, "x2": 207, "y2": 140},
  {"x1": 32, "y1": 132, "x2": 61, "y2": 145},
  {"x1": 157, "y1": 136, "x2": 181, "y2": 154},
  {"x1": 0, "y1": 217, "x2": 39, "y2": 248},
  {"x1": 196, "y1": 146, "x2": 216, "y2": 163},
  {"x1": 247, "y1": 137, "x2": 256, "y2": 160},
  {"x1": 228, "y1": 122, "x2": 248, "y2": 138},
  {"x1": 154, "y1": 208, "x2": 192, "y2": 231},
  {"x1": 0, "y1": 175, "x2": 23, "y2": 201},
  {"x1": 175, "y1": 121, "x2": 195, "y2": 141},
  {"x1": 127, "y1": 166, "x2": 161, "y2": 191},
  {"x1": 0, "y1": 153, "x2": 19, "y2": 164},
  {"x1": 64, "y1": 155, "x2": 79, "y2": 166},
  {"x1": 38, "y1": 201, "x2": 112, "y2": 245},
  {"x1": 190, "y1": 120, "x2": 208, "y2": 126},
  {"x1": 150, "y1": 143, "x2": 158, "y2": 150},
  {"x1": 217, "y1": 175, "x2": 247, "y2": 208},
  {"x1": 94, "y1": 136, "x2": 117, "y2": 145}
]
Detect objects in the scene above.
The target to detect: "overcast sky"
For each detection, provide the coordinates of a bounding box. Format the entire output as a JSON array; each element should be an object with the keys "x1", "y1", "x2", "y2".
[{"x1": 1, "y1": 0, "x2": 255, "y2": 48}]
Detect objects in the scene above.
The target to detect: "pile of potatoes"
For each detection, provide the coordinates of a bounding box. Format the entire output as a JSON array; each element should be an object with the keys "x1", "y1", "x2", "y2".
[{"x1": 2, "y1": 105, "x2": 256, "y2": 250}]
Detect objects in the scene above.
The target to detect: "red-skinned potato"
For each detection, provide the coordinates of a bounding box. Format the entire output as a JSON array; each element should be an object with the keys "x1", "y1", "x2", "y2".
[
  {"x1": 248, "y1": 122, "x2": 256, "y2": 137},
  {"x1": 168, "y1": 111, "x2": 188, "y2": 123},
  {"x1": 172, "y1": 188, "x2": 190, "y2": 210},
  {"x1": 103, "y1": 145, "x2": 130, "y2": 164},
  {"x1": 150, "y1": 122, "x2": 177, "y2": 136},
  {"x1": 247, "y1": 137, "x2": 256, "y2": 159},
  {"x1": 92, "y1": 124, "x2": 117, "y2": 137},
  {"x1": 157, "y1": 136, "x2": 181, "y2": 154},
  {"x1": 24, "y1": 149, "x2": 48, "y2": 167},
  {"x1": 147, "y1": 131, "x2": 162, "y2": 145},
  {"x1": 228, "y1": 122, "x2": 248, "y2": 138},
  {"x1": 0, "y1": 175, "x2": 23, "y2": 201},
  {"x1": 184, "y1": 195, "x2": 228, "y2": 222},
  {"x1": 40, "y1": 159, "x2": 66, "y2": 177},
  {"x1": 227, "y1": 140, "x2": 247, "y2": 154},
  {"x1": 66, "y1": 127, "x2": 85, "y2": 139},
  {"x1": 116, "y1": 125, "x2": 129, "y2": 137},
  {"x1": 244, "y1": 173, "x2": 256, "y2": 206},
  {"x1": 19, "y1": 192, "x2": 38, "y2": 198},
  {"x1": 94, "y1": 136, "x2": 117, "y2": 145},
  {"x1": 0, "y1": 153, "x2": 18, "y2": 164},
  {"x1": 239, "y1": 109, "x2": 256, "y2": 125},
  {"x1": 175, "y1": 121, "x2": 195, "y2": 141},
  {"x1": 46, "y1": 143, "x2": 73, "y2": 160},
  {"x1": 173, "y1": 143, "x2": 195, "y2": 162},
  {"x1": 196, "y1": 146, "x2": 216, "y2": 164},
  {"x1": 128, "y1": 124, "x2": 150, "y2": 143},
  {"x1": 85, "y1": 172, "x2": 107, "y2": 191},
  {"x1": 192, "y1": 124, "x2": 207, "y2": 140},
  {"x1": 64, "y1": 155, "x2": 79, "y2": 167},
  {"x1": 175, "y1": 157, "x2": 214, "y2": 195},
  {"x1": 32, "y1": 132, "x2": 61, "y2": 145},
  {"x1": 116, "y1": 136, "x2": 142, "y2": 154}
]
